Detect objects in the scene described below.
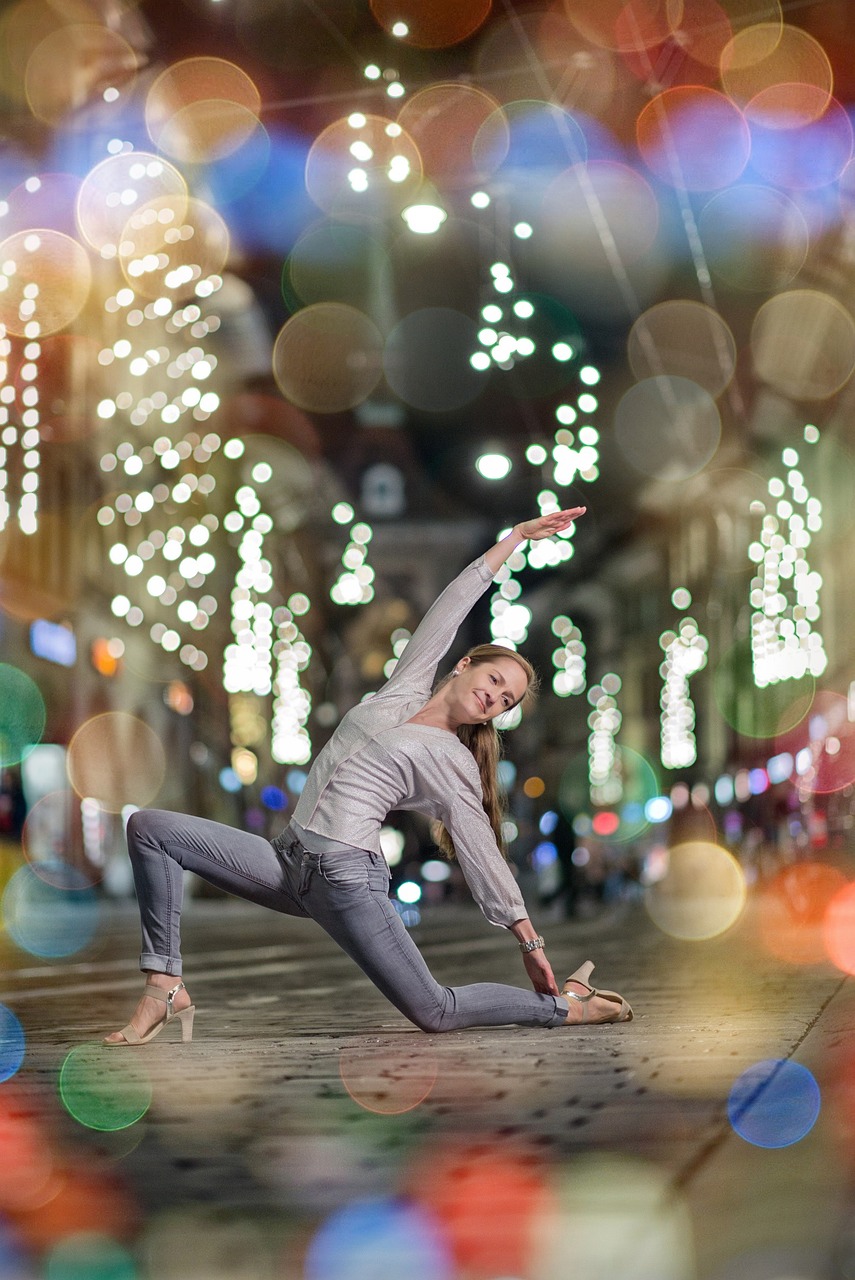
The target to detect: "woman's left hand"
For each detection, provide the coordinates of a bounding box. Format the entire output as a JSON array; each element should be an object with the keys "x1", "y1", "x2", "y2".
[
  {"x1": 523, "y1": 948, "x2": 561, "y2": 996},
  {"x1": 517, "y1": 507, "x2": 586, "y2": 542}
]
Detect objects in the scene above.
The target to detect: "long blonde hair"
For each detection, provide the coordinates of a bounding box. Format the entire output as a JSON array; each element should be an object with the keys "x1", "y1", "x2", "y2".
[{"x1": 434, "y1": 644, "x2": 539, "y2": 860}]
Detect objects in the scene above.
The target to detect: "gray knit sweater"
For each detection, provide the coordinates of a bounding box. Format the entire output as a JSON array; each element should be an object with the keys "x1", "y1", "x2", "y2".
[{"x1": 291, "y1": 554, "x2": 527, "y2": 927}]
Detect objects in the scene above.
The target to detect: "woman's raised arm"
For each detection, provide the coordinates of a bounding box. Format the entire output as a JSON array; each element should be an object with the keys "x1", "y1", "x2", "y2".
[{"x1": 483, "y1": 506, "x2": 587, "y2": 576}]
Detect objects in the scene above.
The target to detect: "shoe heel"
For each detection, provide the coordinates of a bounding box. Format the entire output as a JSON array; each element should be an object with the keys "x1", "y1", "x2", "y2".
[
  {"x1": 566, "y1": 960, "x2": 594, "y2": 986},
  {"x1": 177, "y1": 1006, "x2": 195, "y2": 1043}
]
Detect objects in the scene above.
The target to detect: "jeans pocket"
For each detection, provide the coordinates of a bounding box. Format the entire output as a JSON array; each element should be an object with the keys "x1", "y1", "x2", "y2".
[
  {"x1": 367, "y1": 866, "x2": 390, "y2": 896},
  {"x1": 321, "y1": 858, "x2": 371, "y2": 890}
]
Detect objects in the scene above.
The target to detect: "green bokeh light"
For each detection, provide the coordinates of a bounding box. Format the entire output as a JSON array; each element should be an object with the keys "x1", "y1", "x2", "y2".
[
  {"x1": 559, "y1": 746, "x2": 659, "y2": 843},
  {"x1": 59, "y1": 1045, "x2": 152, "y2": 1132},
  {"x1": 0, "y1": 664, "x2": 46, "y2": 767},
  {"x1": 46, "y1": 1233, "x2": 137, "y2": 1280},
  {"x1": 713, "y1": 638, "x2": 814, "y2": 739}
]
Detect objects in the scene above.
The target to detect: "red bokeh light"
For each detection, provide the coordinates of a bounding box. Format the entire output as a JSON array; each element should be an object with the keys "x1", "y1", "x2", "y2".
[
  {"x1": 757, "y1": 862, "x2": 849, "y2": 966},
  {"x1": 407, "y1": 1142, "x2": 555, "y2": 1276}
]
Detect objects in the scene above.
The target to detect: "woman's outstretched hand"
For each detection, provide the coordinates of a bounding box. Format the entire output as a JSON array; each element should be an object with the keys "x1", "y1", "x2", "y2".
[
  {"x1": 523, "y1": 948, "x2": 561, "y2": 997},
  {"x1": 516, "y1": 507, "x2": 586, "y2": 542}
]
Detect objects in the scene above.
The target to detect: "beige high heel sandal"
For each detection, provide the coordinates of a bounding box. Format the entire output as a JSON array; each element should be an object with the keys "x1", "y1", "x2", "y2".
[
  {"x1": 561, "y1": 960, "x2": 633, "y2": 1024},
  {"x1": 103, "y1": 981, "x2": 196, "y2": 1047}
]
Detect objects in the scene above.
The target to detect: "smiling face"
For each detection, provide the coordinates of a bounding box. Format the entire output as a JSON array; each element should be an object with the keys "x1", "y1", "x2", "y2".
[{"x1": 453, "y1": 654, "x2": 530, "y2": 724}]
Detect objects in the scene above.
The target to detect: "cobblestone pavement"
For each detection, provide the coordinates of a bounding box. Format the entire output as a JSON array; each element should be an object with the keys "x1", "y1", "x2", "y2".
[{"x1": 2, "y1": 895, "x2": 854, "y2": 1278}]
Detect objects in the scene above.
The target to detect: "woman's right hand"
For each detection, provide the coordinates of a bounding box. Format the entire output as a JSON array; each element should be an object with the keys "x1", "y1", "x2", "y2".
[{"x1": 517, "y1": 507, "x2": 586, "y2": 542}]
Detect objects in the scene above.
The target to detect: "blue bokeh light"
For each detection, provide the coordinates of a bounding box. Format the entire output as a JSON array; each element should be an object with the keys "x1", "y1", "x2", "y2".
[
  {"x1": 2, "y1": 867, "x2": 100, "y2": 959},
  {"x1": 218, "y1": 767, "x2": 242, "y2": 793},
  {"x1": 532, "y1": 841, "x2": 558, "y2": 869},
  {"x1": 0, "y1": 1005, "x2": 25, "y2": 1083},
  {"x1": 728, "y1": 1059, "x2": 821, "y2": 1149},
  {"x1": 539, "y1": 809, "x2": 559, "y2": 835},
  {"x1": 644, "y1": 795, "x2": 672, "y2": 823},
  {"x1": 305, "y1": 1198, "x2": 452, "y2": 1280},
  {"x1": 260, "y1": 785, "x2": 287, "y2": 811}
]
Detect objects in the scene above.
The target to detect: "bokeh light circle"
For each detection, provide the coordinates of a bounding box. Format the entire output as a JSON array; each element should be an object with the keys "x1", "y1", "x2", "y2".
[
  {"x1": 558, "y1": 746, "x2": 659, "y2": 843},
  {"x1": 283, "y1": 221, "x2": 390, "y2": 315},
  {"x1": 25, "y1": 25, "x2": 138, "y2": 128},
  {"x1": 272, "y1": 302, "x2": 383, "y2": 413},
  {"x1": 118, "y1": 195, "x2": 230, "y2": 301},
  {"x1": 44, "y1": 1233, "x2": 137, "y2": 1280},
  {"x1": 0, "y1": 664, "x2": 45, "y2": 766},
  {"x1": 398, "y1": 84, "x2": 503, "y2": 186},
  {"x1": 339, "y1": 1042, "x2": 438, "y2": 1114},
  {"x1": 721, "y1": 23, "x2": 833, "y2": 125},
  {"x1": 476, "y1": 100, "x2": 587, "y2": 181},
  {"x1": 637, "y1": 86, "x2": 750, "y2": 190},
  {"x1": 305, "y1": 114, "x2": 423, "y2": 219},
  {"x1": 22, "y1": 790, "x2": 101, "y2": 891},
  {"x1": 66, "y1": 713, "x2": 166, "y2": 813},
  {"x1": 758, "y1": 863, "x2": 848, "y2": 967},
  {"x1": 1, "y1": 172, "x2": 82, "y2": 238},
  {"x1": 0, "y1": 230, "x2": 91, "y2": 337},
  {"x1": 59, "y1": 1045, "x2": 152, "y2": 1132},
  {"x1": 0, "y1": 1006, "x2": 25, "y2": 1083},
  {"x1": 305, "y1": 1198, "x2": 452, "y2": 1280},
  {"x1": 615, "y1": 376, "x2": 721, "y2": 480},
  {"x1": 728, "y1": 1059, "x2": 820, "y2": 1148},
  {"x1": 536, "y1": 1153, "x2": 694, "y2": 1280},
  {"x1": 699, "y1": 185, "x2": 808, "y2": 291},
  {"x1": 823, "y1": 882, "x2": 855, "y2": 975},
  {"x1": 628, "y1": 301, "x2": 736, "y2": 397},
  {"x1": 146, "y1": 57, "x2": 262, "y2": 164},
  {"x1": 76, "y1": 152, "x2": 188, "y2": 255},
  {"x1": 409, "y1": 1142, "x2": 553, "y2": 1277},
  {"x1": 563, "y1": 0, "x2": 681, "y2": 53},
  {"x1": 645, "y1": 841, "x2": 747, "y2": 940},
  {"x1": 713, "y1": 638, "x2": 814, "y2": 738},
  {"x1": 2, "y1": 865, "x2": 100, "y2": 958},
  {"x1": 749, "y1": 97, "x2": 853, "y2": 191},
  {"x1": 541, "y1": 161, "x2": 660, "y2": 270},
  {"x1": 751, "y1": 290, "x2": 855, "y2": 401},
  {"x1": 0, "y1": 1092, "x2": 54, "y2": 1210},
  {"x1": 370, "y1": 0, "x2": 491, "y2": 48},
  {"x1": 791, "y1": 691, "x2": 855, "y2": 797},
  {"x1": 475, "y1": 11, "x2": 617, "y2": 117},
  {"x1": 621, "y1": 0, "x2": 734, "y2": 85},
  {"x1": 384, "y1": 308, "x2": 483, "y2": 413}
]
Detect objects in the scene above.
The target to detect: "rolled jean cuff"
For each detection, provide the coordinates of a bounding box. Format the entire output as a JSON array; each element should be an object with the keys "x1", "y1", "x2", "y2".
[
  {"x1": 547, "y1": 995, "x2": 569, "y2": 1028},
  {"x1": 140, "y1": 951, "x2": 182, "y2": 976}
]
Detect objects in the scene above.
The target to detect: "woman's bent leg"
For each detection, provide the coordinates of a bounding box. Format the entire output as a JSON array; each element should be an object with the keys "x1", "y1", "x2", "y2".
[
  {"x1": 303, "y1": 869, "x2": 567, "y2": 1033},
  {"x1": 126, "y1": 809, "x2": 308, "y2": 975}
]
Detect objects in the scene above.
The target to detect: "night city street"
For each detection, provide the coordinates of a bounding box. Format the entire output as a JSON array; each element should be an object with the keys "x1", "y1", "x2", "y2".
[{"x1": 2, "y1": 0, "x2": 855, "y2": 1276}]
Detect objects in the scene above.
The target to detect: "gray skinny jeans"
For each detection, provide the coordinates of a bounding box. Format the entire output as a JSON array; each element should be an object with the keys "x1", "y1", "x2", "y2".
[{"x1": 126, "y1": 810, "x2": 569, "y2": 1033}]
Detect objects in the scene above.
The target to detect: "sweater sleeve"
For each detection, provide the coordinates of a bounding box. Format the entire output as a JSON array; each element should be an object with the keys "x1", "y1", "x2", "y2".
[
  {"x1": 377, "y1": 555, "x2": 495, "y2": 702},
  {"x1": 444, "y1": 766, "x2": 527, "y2": 929}
]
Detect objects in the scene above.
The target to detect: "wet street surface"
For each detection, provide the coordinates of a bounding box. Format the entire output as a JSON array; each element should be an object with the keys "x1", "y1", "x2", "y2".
[{"x1": 2, "y1": 895, "x2": 854, "y2": 1278}]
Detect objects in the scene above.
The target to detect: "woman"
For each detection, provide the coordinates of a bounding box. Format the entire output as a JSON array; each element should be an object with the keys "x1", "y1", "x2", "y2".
[{"x1": 104, "y1": 507, "x2": 632, "y2": 1046}]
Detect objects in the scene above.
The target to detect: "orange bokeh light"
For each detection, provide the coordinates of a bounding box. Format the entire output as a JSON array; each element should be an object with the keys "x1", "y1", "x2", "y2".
[
  {"x1": 823, "y1": 882, "x2": 855, "y2": 975},
  {"x1": 758, "y1": 862, "x2": 849, "y2": 966}
]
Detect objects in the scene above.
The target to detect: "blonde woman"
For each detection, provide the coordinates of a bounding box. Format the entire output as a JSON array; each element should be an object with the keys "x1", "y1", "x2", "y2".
[{"x1": 105, "y1": 507, "x2": 632, "y2": 1046}]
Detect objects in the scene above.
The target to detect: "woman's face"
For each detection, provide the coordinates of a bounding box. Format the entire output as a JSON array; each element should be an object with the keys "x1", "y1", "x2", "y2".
[{"x1": 454, "y1": 655, "x2": 529, "y2": 724}]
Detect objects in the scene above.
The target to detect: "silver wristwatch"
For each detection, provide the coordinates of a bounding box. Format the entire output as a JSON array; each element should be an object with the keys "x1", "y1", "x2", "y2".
[{"x1": 519, "y1": 935, "x2": 545, "y2": 953}]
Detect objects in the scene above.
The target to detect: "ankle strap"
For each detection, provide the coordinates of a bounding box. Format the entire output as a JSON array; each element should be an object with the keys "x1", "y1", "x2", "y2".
[{"x1": 144, "y1": 981, "x2": 184, "y2": 1005}]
